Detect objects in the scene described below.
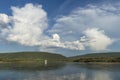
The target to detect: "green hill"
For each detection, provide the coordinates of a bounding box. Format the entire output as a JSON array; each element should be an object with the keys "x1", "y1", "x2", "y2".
[
  {"x1": 0, "y1": 52, "x2": 120, "y2": 63},
  {"x1": 69, "y1": 52, "x2": 120, "y2": 62},
  {"x1": 0, "y1": 52, "x2": 66, "y2": 62}
]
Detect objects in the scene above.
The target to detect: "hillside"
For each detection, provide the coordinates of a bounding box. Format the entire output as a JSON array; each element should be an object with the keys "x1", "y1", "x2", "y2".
[
  {"x1": 0, "y1": 52, "x2": 120, "y2": 63},
  {"x1": 0, "y1": 52, "x2": 66, "y2": 62},
  {"x1": 69, "y1": 52, "x2": 120, "y2": 62}
]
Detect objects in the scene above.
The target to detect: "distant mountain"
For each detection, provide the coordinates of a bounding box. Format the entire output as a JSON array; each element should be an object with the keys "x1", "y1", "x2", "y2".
[
  {"x1": 0, "y1": 52, "x2": 66, "y2": 62},
  {"x1": 69, "y1": 52, "x2": 120, "y2": 62}
]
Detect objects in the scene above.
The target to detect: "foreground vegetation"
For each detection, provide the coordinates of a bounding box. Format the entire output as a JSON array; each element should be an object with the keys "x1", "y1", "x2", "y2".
[{"x1": 69, "y1": 52, "x2": 120, "y2": 63}]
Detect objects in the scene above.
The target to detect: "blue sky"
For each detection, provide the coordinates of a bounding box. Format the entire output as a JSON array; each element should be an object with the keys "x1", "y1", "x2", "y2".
[{"x1": 0, "y1": 0, "x2": 120, "y2": 56}]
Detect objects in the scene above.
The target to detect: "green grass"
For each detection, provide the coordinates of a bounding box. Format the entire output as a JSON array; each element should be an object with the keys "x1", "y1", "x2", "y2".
[
  {"x1": 69, "y1": 52, "x2": 120, "y2": 62},
  {"x1": 0, "y1": 52, "x2": 120, "y2": 63},
  {"x1": 0, "y1": 52, "x2": 67, "y2": 62}
]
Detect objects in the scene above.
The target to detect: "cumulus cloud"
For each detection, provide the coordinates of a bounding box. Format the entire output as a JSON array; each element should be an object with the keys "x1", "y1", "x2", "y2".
[
  {"x1": 0, "y1": 14, "x2": 11, "y2": 41},
  {"x1": 39, "y1": 33, "x2": 85, "y2": 50},
  {"x1": 52, "y1": 34, "x2": 60, "y2": 42},
  {"x1": 82, "y1": 28, "x2": 113, "y2": 50},
  {"x1": 7, "y1": 3, "x2": 48, "y2": 46},
  {"x1": 0, "y1": 14, "x2": 10, "y2": 24},
  {"x1": 50, "y1": 4, "x2": 120, "y2": 39},
  {"x1": 49, "y1": 4, "x2": 120, "y2": 51},
  {"x1": 0, "y1": 3, "x2": 116, "y2": 51},
  {"x1": 0, "y1": 3, "x2": 85, "y2": 51},
  {"x1": 0, "y1": 14, "x2": 10, "y2": 31}
]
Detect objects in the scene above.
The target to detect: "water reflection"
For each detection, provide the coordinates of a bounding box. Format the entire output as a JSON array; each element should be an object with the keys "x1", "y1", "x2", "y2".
[
  {"x1": 75, "y1": 63, "x2": 120, "y2": 72},
  {"x1": 0, "y1": 62, "x2": 65, "y2": 71},
  {"x1": 0, "y1": 63, "x2": 119, "y2": 80},
  {"x1": 93, "y1": 72, "x2": 112, "y2": 80},
  {"x1": 16, "y1": 71, "x2": 112, "y2": 80}
]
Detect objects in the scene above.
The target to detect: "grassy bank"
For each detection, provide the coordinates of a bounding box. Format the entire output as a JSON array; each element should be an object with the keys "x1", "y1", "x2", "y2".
[
  {"x1": 0, "y1": 52, "x2": 67, "y2": 63},
  {"x1": 0, "y1": 52, "x2": 120, "y2": 63},
  {"x1": 69, "y1": 52, "x2": 120, "y2": 63}
]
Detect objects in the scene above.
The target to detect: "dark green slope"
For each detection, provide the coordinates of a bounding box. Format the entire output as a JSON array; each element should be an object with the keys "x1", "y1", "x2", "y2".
[
  {"x1": 0, "y1": 52, "x2": 66, "y2": 62},
  {"x1": 69, "y1": 52, "x2": 120, "y2": 62}
]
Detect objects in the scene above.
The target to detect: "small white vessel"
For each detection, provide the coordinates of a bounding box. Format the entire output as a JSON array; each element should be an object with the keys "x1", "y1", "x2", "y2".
[{"x1": 44, "y1": 59, "x2": 47, "y2": 65}]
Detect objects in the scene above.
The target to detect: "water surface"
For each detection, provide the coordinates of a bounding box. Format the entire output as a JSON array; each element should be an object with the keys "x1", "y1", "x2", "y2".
[{"x1": 0, "y1": 62, "x2": 120, "y2": 80}]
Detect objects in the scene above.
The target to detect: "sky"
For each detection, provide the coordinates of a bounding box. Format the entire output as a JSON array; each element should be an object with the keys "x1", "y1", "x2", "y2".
[{"x1": 0, "y1": 0, "x2": 120, "y2": 56}]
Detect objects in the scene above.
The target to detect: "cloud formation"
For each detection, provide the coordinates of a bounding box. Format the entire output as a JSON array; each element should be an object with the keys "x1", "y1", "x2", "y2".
[
  {"x1": 7, "y1": 3, "x2": 48, "y2": 46},
  {"x1": 50, "y1": 4, "x2": 120, "y2": 51},
  {"x1": 82, "y1": 28, "x2": 113, "y2": 50},
  {"x1": 0, "y1": 3, "x2": 85, "y2": 51},
  {"x1": 0, "y1": 3, "x2": 116, "y2": 52},
  {"x1": 51, "y1": 4, "x2": 120, "y2": 38}
]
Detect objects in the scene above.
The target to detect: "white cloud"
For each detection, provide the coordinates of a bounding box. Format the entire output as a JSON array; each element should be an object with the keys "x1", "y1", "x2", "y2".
[
  {"x1": 6, "y1": 3, "x2": 48, "y2": 46},
  {"x1": 50, "y1": 4, "x2": 120, "y2": 39},
  {"x1": 82, "y1": 28, "x2": 113, "y2": 50},
  {"x1": 49, "y1": 4, "x2": 120, "y2": 51},
  {"x1": 39, "y1": 33, "x2": 85, "y2": 50},
  {"x1": 0, "y1": 14, "x2": 10, "y2": 24},
  {"x1": 52, "y1": 33, "x2": 60, "y2": 42},
  {"x1": 0, "y1": 14, "x2": 10, "y2": 31},
  {"x1": 0, "y1": 3, "x2": 85, "y2": 51},
  {"x1": 0, "y1": 3, "x2": 117, "y2": 51},
  {"x1": 64, "y1": 40, "x2": 85, "y2": 50},
  {"x1": 0, "y1": 14, "x2": 11, "y2": 41}
]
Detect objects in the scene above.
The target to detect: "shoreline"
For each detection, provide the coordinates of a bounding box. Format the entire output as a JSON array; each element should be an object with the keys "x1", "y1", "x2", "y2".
[
  {"x1": 78, "y1": 62, "x2": 120, "y2": 64},
  {"x1": 0, "y1": 61, "x2": 120, "y2": 64}
]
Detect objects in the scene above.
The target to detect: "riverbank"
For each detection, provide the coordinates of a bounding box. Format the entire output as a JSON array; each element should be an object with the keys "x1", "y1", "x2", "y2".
[{"x1": 78, "y1": 62, "x2": 120, "y2": 64}]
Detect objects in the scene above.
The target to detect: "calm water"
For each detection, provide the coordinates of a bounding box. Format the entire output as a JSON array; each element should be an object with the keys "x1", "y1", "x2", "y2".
[{"x1": 0, "y1": 62, "x2": 120, "y2": 80}]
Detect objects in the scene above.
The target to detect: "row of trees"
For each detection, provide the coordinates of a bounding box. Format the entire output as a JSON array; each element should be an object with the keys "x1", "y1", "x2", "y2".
[{"x1": 73, "y1": 57, "x2": 120, "y2": 62}]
